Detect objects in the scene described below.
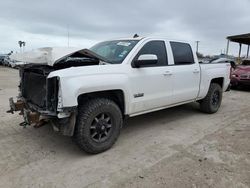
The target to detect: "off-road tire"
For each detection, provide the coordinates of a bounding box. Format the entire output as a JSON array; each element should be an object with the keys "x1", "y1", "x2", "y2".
[
  {"x1": 74, "y1": 98, "x2": 123, "y2": 154},
  {"x1": 200, "y1": 83, "x2": 222, "y2": 114}
]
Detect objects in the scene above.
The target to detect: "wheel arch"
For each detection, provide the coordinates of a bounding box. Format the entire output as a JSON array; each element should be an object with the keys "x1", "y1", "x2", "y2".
[
  {"x1": 77, "y1": 89, "x2": 126, "y2": 115},
  {"x1": 210, "y1": 77, "x2": 224, "y2": 88}
]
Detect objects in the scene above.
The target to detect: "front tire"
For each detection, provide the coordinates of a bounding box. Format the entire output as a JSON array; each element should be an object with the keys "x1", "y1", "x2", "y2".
[
  {"x1": 200, "y1": 83, "x2": 222, "y2": 114},
  {"x1": 74, "y1": 98, "x2": 123, "y2": 154}
]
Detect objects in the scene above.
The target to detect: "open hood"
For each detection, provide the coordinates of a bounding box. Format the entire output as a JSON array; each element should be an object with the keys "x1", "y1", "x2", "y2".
[{"x1": 10, "y1": 47, "x2": 107, "y2": 66}]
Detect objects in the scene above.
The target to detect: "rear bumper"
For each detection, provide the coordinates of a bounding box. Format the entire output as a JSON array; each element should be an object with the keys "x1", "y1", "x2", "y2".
[{"x1": 231, "y1": 79, "x2": 250, "y2": 86}]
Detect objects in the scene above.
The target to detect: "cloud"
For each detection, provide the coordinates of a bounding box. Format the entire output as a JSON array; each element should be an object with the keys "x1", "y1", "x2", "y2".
[{"x1": 0, "y1": 0, "x2": 250, "y2": 55}]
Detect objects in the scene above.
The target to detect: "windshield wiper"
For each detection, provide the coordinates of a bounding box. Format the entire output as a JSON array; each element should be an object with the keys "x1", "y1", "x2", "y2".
[{"x1": 64, "y1": 57, "x2": 97, "y2": 63}]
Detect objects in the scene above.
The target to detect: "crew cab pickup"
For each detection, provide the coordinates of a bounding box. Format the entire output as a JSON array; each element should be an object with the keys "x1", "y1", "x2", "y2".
[{"x1": 8, "y1": 37, "x2": 231, "y2": 154}]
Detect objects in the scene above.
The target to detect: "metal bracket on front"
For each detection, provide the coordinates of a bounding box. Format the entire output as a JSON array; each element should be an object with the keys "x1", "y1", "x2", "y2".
[
  {"x1": 19, "y1": 121, "x2": 29, "y2": 128},
  {"x1": 6, "y1": 98, "x2": 16, "y2": 114},
  {"x1": 6, "y1": 97, "x2": 25, "y2": 114}
]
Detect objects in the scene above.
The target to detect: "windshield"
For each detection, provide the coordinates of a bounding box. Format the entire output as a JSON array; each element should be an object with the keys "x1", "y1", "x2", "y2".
[{"x1": 90, "y1": 40, "x2": 139, "y2": 64}]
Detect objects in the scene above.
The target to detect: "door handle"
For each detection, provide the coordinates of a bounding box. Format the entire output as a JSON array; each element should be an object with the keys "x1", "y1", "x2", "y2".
[
  {"x1": 193, "y1": 69, "x2": 200, "y2": 74},
  {"x1": 163, "y1": 71, "x2": 173, "y2": 76}
]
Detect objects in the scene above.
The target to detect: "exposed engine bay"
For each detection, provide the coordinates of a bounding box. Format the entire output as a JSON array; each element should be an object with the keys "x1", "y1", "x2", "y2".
[{"x1": 7, "y1": 48, "x2": 107, "y2": 135}]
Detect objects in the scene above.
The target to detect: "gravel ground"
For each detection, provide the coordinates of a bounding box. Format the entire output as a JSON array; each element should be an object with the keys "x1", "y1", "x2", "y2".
[{"x1": 0, "y1": 66, "x2": 249, "y2": 188}]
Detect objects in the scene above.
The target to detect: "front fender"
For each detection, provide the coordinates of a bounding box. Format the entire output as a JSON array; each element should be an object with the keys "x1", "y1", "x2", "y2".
[{"x1": 57, "y1": 74, "x2": 130, "y2": 113}]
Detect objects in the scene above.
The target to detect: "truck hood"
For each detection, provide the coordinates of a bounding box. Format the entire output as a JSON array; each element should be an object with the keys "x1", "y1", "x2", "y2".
[
  {"x1": 10, "y1": 47, "x2": 107, "y2": 66},
  {"x1": 48, "y1": 63, "x2": 124, "y2": 79}
]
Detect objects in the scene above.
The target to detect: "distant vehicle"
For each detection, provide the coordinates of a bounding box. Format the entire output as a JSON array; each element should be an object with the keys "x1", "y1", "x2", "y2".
[
  {"x1": 0, "y1": 54, "x2": 8, "y2": 65},
  {"x1": 208, "y1": 58, "x2": 236, "y2": 70},
  {"x1": 231, "y1": 59, "x2": 250, "y2": 87},
  {"x1": 3, "y1": 56, "x2": 12, "y2": 66},
  {"x1": 1, "y1": 51, "x2": 14, "y2": 66},
  {"x1": 1, "y1": 53, "x2": 26, "y2": 68}
]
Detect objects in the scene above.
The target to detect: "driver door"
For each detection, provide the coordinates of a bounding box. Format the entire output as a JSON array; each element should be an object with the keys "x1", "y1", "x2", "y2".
[{"x1": 129, "y1": 40, "x2": 174, "y2": 115}]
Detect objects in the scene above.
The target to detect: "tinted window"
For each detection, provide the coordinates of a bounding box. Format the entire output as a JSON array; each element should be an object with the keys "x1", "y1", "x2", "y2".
[
  {"x1": 170, "y1": 42, "x2": 194, "y2": 65},
  {"x1": 135, "y1": 41, "x2": 168, "y2": 67},
  {"x1": 90, "y1": 40, "x2": 139, "y2": 64}
]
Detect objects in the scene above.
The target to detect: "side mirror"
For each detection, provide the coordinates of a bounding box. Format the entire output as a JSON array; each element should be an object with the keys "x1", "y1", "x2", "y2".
[{"x1": 133, "y1": 54, "x2": 158, "y2": 68}]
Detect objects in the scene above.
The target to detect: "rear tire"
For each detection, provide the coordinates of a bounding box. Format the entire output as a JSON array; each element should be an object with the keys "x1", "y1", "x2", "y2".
[
  {"x1": 74, "y1": 98, "x2": 123, "y2": 154},
  {"x1": 200, "y1": 83, "x2": 222, "y2": 114}
]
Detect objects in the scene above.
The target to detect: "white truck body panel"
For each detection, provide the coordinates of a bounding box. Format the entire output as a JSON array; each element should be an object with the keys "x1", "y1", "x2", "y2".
[{"x1": 198, "y1": 63, "x2": 231, "y2": 98}]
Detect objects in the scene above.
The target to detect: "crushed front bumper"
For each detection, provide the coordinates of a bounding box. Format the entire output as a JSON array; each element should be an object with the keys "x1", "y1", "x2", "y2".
[
  {"x1": 7, "y1": 97, "x2": 76, "y2": 136},
  {"x1": 7, "y1": 97, "x2": 42, "y2": 127},
  {"x1": 7, "y1": 97, "x2": 25, "y2": 114}
]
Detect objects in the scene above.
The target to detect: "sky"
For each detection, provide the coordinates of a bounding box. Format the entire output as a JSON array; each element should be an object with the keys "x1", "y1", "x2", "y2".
[{"x1": 0, "y1": 0, "x2": 250, "y2": 56}]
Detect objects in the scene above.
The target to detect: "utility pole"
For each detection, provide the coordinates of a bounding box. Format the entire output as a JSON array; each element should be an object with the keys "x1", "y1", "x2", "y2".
[
  {"x1": 23, "y1": 42, "x2": 26, "y2": 52},
  {"x1": 196, "y1": 41, "x2": 200, "y2": 53},
  {"x1": 67, "y1": 24, "x2": 70, "y2": 47},
  {"x1": 247, "y1": 45, "x2": 249, "y2": 58},
  {"x1": 18, "y1": 41, "x2": 22, "y2": 53},
  {"x1": 226, "y1": 39, "x2": 230, "y2": 55}
]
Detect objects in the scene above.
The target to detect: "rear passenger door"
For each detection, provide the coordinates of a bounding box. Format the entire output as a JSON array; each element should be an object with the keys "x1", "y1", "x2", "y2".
[{"x1": 170, "y1": 42, "x2": 200, "y2": 103}]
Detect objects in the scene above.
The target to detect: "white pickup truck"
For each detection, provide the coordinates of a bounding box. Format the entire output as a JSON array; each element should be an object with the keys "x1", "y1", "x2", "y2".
[{"x1": 8, "y1": 37, "x2": 231, "y2": 153}]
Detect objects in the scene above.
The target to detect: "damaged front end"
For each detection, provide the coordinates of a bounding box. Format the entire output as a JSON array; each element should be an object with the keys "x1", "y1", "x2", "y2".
[
  {"x1": 7, "y1": 65, "x2": 77, "y2": 136},
  {"x1": 6, "y1": 48, "x2": 104, "y2": 136}
]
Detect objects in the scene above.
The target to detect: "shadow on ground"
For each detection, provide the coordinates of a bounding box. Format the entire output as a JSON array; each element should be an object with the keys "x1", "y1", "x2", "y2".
[{"x1": 11, "y1": 102, "x2": 201, "y2": 155}]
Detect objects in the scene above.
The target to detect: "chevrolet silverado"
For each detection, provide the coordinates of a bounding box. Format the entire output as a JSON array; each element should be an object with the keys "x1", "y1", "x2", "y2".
[{"x1": 8, "y1": 37, "x2": 231, "y2": 153}]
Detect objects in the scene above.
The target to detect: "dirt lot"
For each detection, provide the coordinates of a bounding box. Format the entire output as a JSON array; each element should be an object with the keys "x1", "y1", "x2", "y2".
[{"x1": 0, "y1": 66, "x2": 249, "y2": 188}]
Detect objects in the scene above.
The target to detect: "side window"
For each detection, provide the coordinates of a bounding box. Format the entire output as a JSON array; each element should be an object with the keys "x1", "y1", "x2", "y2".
[
  {"x1": 170, "y1": 42, "x2": 194, "y2": 65},
  {"x1": 134, "y1": 41, "x2": 168, "y2": 67}
]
